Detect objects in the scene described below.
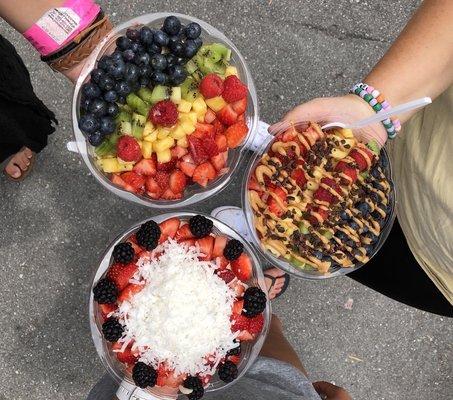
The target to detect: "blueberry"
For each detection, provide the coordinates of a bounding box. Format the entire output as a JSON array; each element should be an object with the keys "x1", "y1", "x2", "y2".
[
  {"x1": 367, "y1": 233, "x2": 378, "y2": 243},
  {"x1": 364, "y1": 244, "x2": 374, "y2": 255},
  {"x1": 357, "y1": 202, "x2": 370, "y2": 216},
  {"x1": 129, "y1": 80, "x2": 140, "y2": 93},
  {"x1": 124, "y1": 63, "x2": 139, "y2": 82},
  {"x1": 88, "y1": 131, "x2": 105, "y2": 147},
  {"x1": 379, "y1": 155, "x2": 388, "y2": 168},
  {"x1": 350, "y1": 221, "x2": 359, "y2": 231},
  {"x1": 340, "y1": 211, "x2": 349, "y2": 221},
  {"x1": 184, "y1": 22, "x2": 201, "y2": 39},
  {"x1": 79, "y1": 113, "x2": 100, "y2": 134},
  {"x1": 153, "y1": 30, "x2": 169, "y2": 47},
  {"x1": 80, "y1": 96, "x2": 91, "y2": 111},
  {"x1": 140, "y1": 26, "x2": 154, "y2": 45},
  {"x1": 313, "y1": 251, "x2": 323, "y2": 260},
  {"x1": 133, "y1": 52, "x2": 150, "y2": 66},
  {"x1": 150, "y1": 54, "x2": 167, "y2": 71},
  {"x1": 117, "y1": 95, "x2": 126, "y2": 104},
  {"x1": 169, "y1": 41, "x2": 185, "y2": 57},
  {"x1": 116, "y1": 36, "x2": 132, "y2": 51},
  {"x1": 370, "y1": 192, "x2": 380, "y2": 203},
  {"x1": 139, "y1": 76, "x2": 150, "y2": 87},
  {"x1": 107, "y1": 59, "x2": 126, "y2": 80},
  {"x1": 168, "y1": 35, "x2": 180, "y2": 49},
  {"x1": 322, "y1": 255, "x2": 332, "y2": 263},
  {"x1": 98, "y1": 74, "x2": 115, "y2": 91},
  {"x1": 99, "y1": 116, "x2": 116, "y2": 135},
  {"x1": 162, "y1": 16, "x2": 181, "y2": 36},
  {"x1": 175, "y1": 57, "x2": 186, "y2": 65},
  {"x1": 115, "y1": 81, "x2": 132, "y2": 96},
  {"x1": 165, "y1": 53, "x2": 177, "y2": 67},
  {"x1": 111, "y1": 50, "x2": 124, "y2": 62},
  {"x1": 184, "y1": 40, "x2": 199, "y2": 58},
  {"x1": 346, "y1": 240, "x2": 355, "y2": 248},
  {"x1": 103, "y1": 90, "x2": 118, "y2": 103},
  {"x1": 130, "y1": 42, "x2": 145, "y2": 53},
  {"x1": 82, "y1": 82, "x2": 101, "y2": 99},
  {"x1": 193, "y1": 37, "x2": 203, "y2": 50},
  {"x1": 139, "y1": 65, "x2": 152, "y2": 77},
  {"x1": 91, "y1": 68, "x2": 105, "y2": 83},
  {"x1": 151, "y1": 71, "x2": 167, "y2": 85},
  {"x1": 126, "y1": 28, "x2": 140, "y2": 42},
  {"x1": 335, "y1": 231, "x2": 347, "y2": 241},
  {"x1": 88, "y1": 98, "x2": 108, "y2": 116},
  {"x1": 371, "y1": 167, "x2": 381, "y2": 179},
  {"x1": 362, "y1": 225, "x2": 369, "y2": 233},
  {"x1": 106, "y1": 102, "x2": 119, "y2": 117},
  {"x1": 122, "y1": 49, "x2": 136, "y2": 62},
  {"x1": 147, "y1": 43, "x2": 162, "y2": 55},
  {"x1": 167, "y1": 65, "x2": 187, "y2": 85},
  {"x1": 373, "y1": 181, "x2": 384, "y2": 191},
  {"x1": 98, "y1": 55, "x2": 113, "y2": 71}
]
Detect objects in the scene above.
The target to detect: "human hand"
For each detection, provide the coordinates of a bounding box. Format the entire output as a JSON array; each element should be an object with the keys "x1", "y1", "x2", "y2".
[
  {"x1": 269, "y1": 94, "x2": 388, "y2": 148},
  {"x1": 313, "y1": 381, "x2": 352, "y2": 400}
]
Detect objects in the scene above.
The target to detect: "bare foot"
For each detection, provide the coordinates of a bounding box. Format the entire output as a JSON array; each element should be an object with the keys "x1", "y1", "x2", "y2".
[
  {"x1": 264, "y1": 267, "x2": 289, "y2": 300},
  {"x1": 4, "y1": 147, "x2": 33, "y2": 179}
]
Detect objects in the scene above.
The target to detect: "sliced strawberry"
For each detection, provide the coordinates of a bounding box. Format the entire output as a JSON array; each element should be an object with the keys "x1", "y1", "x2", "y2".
[
  {"x1": 194, "y1": 122, "x2": 215, "y2": 139},
  {"x1": 270, "y1": 186, "x2": 287, "y2": 202},
  {"x1": 231, "y1": 98, "x2": 247, "y2": 115},
  {"x1": 100, "y1": 303, "x2": 116, "y2": 320},
  {"x1": 118, "y1": 283, "x2": 143, "y2": 302},
  {"x1": 199, "y1": 73, "x2": 224, "y2": 99},
  {"x1": 247, "y1": 176, "x2": 263, "y2": 192},
  {"x1": 308, "y1": 206, "x2": 329, "y2": 226},
  {"x1": 237, "y1": 330, "x2": 254, "y2": 341},
  {"x1": 121, "y1": 171, "x2": 145, "y2": 191},
  {"x1": 204, "y1": 109, "x2": 216, "y2": 124},
  {"x1": 217, "y1": 104, "x2": 238, "y2": 126},
  {"x1": 248, "y1": 314, "x2": 264, "y2": 335},
  {"x1": 222, "y1": 75, "x2": 248, "y2": 103},
  {"x1": 154, "y1": 171, "x2": 170, "y2": 190},
  {"x1": 231, "y1": 314, "x2": 249, "y2": 332},
  {"x1": 111, "y1": 174, "x2": 127, "y2": 189},
  {"x1": 156, "y1": 158, "x2": 177, "y2": 172},
  {"x1": 159, "y1": 217, "x2": 180, "y2": 242},
  {"x1": 169, "y1": 170, "x2": 187, "y2": 194},
  {"x1": 232, "y1": 299, "x2": 244, "y2": 315},
  {"x1": 218, "y1": 269, "x2": 236, "y2": 283},
  {"x1": 211, "y1": 151, "x2": 228, "y2": 171},
  {"x1": 228, "y1": 355, "x2": 241, "y2": 365},
  {"x1": 231, "y1": 281, "x2": 245, "y2": 297},
  {"x1": 224, "y1": 121, "x2": 248, "y2": 148},
  {"x1": 313, "y1": 187, "x2": 333, "y2": 204},
  {"x1": 282, "y1": 127, "x2": 297, "y2": 142},
  {"x1": 321, "y1": 177, "x2": 342, "y2": 194},
  {"x1": 348, "y1": 149, "x2": 368, "y2": 171},
  {"x1": 161, "y1": 188, "x2": 182, "y2": 200},
  {"x1": 215, "y1": 256, "x2": 229, "y2": 271},
  {"x1": 126, "y1": 239, "x2": 143, "y2": 256},
  {"x1": 215, "y1": 134, "x2": 228, "y2": 152},
  {"x1": 171, "y1": 146, "x2": 188, "y2": 159},
  {"x1": 267, "y1": 197, "x2": 284, "y2": 217},
  {"x1": 203, "y1": 138, "x2": 220, "y2": 158},
  {"x1": 157, "y1": 366, "x2": 185, "y2": 388},
  {"x1": 212, "y1": 119, "x2": 226, "y2": 135},
  {"x1": 179, "y1": 161, "x2": 196, "y2": 177},
  {"x1": 112, "y1": 342, "x2": 138, "y2": 365},
  {"x1": 180, "y1": 238, "x2": 196, "y2": 248},
  {"x1": 231, "y1": 253, "x2": 252, "y2": 281},
  {"x1": 192, "y1": 162, "x2": 216, "y2": 187},
  {"x1": 212, "y1": 235, "x2": 228, "y2": 257},
  {"x1": 181, "y1": 154, "x2": 195, "y2": 164},
  {"x1": 188, "y1": 135, "x2": 209, "y2": 165},
  {"x1": 175, "y1": 224, "x2": 194, "y2": 241},
  {"x1": 291, "y1": 168, "x2": 307, "y2": 188},
  {"x1": 335, "y1": 160, "x2": 358, "y2": 184},
  {"x1": 107, "y1": 262, "x2": 138, "y2": 291},
  {"x1": 145, "y1": 177, "x2": 163, "y2": 199},
  {"x1": 197, "y1": 235, "x2": 214, "y2": 260},
  {"x1": 133, "y1": 158, "x2": 156, "y2": 176}
]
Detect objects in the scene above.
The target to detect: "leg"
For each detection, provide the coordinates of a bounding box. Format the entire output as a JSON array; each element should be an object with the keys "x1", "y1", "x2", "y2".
[
  {"x1": 349, "y1": 219, "x2": 453, "y2": 317},
  {"x1": 259, "y1": 314, "x2": 307, "y2": 376}
]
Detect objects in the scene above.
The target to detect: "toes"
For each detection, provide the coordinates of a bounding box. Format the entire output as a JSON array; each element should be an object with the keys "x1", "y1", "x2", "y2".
[
  {"x1": 15, "y1": 153, "x2": 30, "y2": 170},
  {"x1": 5, "y1": 162, "x2": 22, "y2": 179},
  {"x1": 23, "y1": 147, "x2": 33, "y2": 159}
]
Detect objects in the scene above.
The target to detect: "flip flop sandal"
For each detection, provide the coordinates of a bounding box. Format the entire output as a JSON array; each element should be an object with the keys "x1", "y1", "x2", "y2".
[
  {"x1": 264, "y1": 270, "x2": 290, "y2": 300},
  {"x1": 3, "y1": 151, "x2": 35, "y2": 182}
]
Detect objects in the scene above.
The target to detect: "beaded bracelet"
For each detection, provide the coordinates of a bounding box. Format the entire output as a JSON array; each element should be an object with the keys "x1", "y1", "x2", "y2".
[{"x1": 350, "y1": 82, "x2": 401, "y2": 139}]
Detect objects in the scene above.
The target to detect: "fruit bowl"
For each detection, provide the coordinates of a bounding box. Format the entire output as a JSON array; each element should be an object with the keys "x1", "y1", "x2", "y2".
[
  {"x1": 89, "y1": 212, "x2": 270, "y2": 399},
  {"x1": 72, "y1": 13, "x2": 258, "y2": 208},
  {"x1": 242, "y1": 121, "x2": 396, "y2": 280}
]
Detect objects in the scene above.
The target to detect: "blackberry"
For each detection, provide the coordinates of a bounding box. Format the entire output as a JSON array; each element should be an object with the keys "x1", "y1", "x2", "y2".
[
  {"x1": 102, "y1": 318, "x2": 124, "y2": 342},
  {"x1": 242, "y1": 287, "x2": 266, "y2": 318},
  {"x1": 223, "y1": 239, "x2": 244, "y2": 261},
  {"x1": 112, "y1": 242, "x2": 135, "y2": 264},
  {"x1": 132, "y1": 361, "x2": 157, "y2": 388},
  {"x1": 227, "y1": 342, "x2": 241, "y2": 356},
  {"x1": 218, "y1": 361, "x2": 238, "y2": 383},
  {"x1": 93, "y1": 278, "x2": 118, "y2": 304},
  {"x1": 136, "y1": 220, "x2": 161, "y2": 250},
  {"x1": 183, "y1": 376, "x2": 204, "y2": 400},
  {"x1": 188, "y1": 215, "x2": 213, "y2": 238}
]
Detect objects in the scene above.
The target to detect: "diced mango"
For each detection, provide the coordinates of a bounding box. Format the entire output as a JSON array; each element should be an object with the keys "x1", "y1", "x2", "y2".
[
  {"x1": 157, "y1": 127, "x2": 171, "y2": 139},
  {"x1": 142, "y1": 141, "x2": 153, "y2": 159},
  {"x1": 177, "y1": 136, "x2": 188, "y2": 148},
  {"x1": 156, "y1": 148, "x2": 172, "y2": 163},
  {"x1": 153, "y1": 137, "x2": 175, "y2": 153},
  {"x1": 192, "y1": 97, "x2": 207, "y2": 114},
  {"x1": 142, "y1": 120, "x2": 154, "y2": 137},
  {"x1": 180, "y1": 120, "x2": 196, "y2": 135},
  {"x1": 225, "y1": 66, "x2": 239, "y2": 77},
  {"x1": 340, "y1": 128, "x2": 354, "y2": 139},
  {"x1": 171, "y1": 125, "x2": 187, "y2": 140},
  {"x1": 205, "y1": 96, "x2": 227, "y2": 112},
  {"x1": 178, "y1": 99, "x2": 192, "y2": 113},
  {"x1": 170, "y1": 87, "x2": 182, "y2": 104}
]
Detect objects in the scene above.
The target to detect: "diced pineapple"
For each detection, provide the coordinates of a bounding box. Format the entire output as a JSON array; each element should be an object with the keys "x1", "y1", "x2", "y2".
[
  {"x1": 180, "y1": 113, "x2": 198, "y2": 126},
  {"x1": 170, "y1": 87, "x2": 182, "y2": 104},
  {"x1": 153, "y1": 137, "x2": 175, "y2": 153},
  {"x1": 97, "y1": 158, "x2": 120, "y2": 173},
  {"x1": 171, "y1": 125, "x2": 187, "y2": 139},
  {"x1": 180, "y1": 120, "x2": 196, "y2": 135},
  {"x1": 157, "y1": 127, "x2": 171, "y2": 139},
  {"x1": 144, "y1": 129, "x2": 158, "y2": 142},
  {"x1": 142, "y1": 121, "x2": 154, "y2": 137},
  {"x1": 177, "y1": 136, "x2": 188, "y2": 148},
  {"x1": 339, "y1": 128, "x2": 354, "y2": 139},
  {"x1": 178, "y1": 99, "x2": 192, "y2": 113},
  {"x1": 331, "y1": 148, "x2": 348, "y2": 159},
  {"x1": 225, "y1": 66, "x2": 239, "y2": 77},
  {"x1": 205, "y1": 96, "x2": 227, "y2": 112},
  {"x1": 156, "y1": 148, "x2": 172, "y2": 163},
  {"x1": 192, "y1": 97, "x2": 207, "y2": 114},
  {"x1": 116, "y1": 158, "x2": 134, "y2": 172},
  {"x1": 142, "y1": 141, "x2": 153, "y2": 159}
]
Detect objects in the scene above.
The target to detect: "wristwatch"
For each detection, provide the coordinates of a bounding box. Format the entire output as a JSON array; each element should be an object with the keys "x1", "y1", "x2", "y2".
[{"x1": 116, "y1": 380, "x2": 162, "y2": 400}]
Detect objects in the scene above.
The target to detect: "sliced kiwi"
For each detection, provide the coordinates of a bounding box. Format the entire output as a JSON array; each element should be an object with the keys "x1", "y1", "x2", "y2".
[
  {"x1": 126, "y1": 93, "x2": 150, "y2": 116},
  {"x1": 181, "y1": 77, "x2": 199, "y2": 102},
  {"x1": 115, "y1": 110, "x2": 132, "y2": 123},
  {"x1": 186, "y1": 59, "x2": 198, "y2": 75},
  {"x1": 131, "y1": 112, "x2": 146, "y2": 139},
  {"x1": 298, "y1": 221, "x2": 309, "y2": 235},
  {"x1": 150, "y1": 85, "x2": 170, "y2": 104},
  {"x1": 367, "y1": 139, "x2": 380, "y2": 155},
  {"x1": 95, "y1": 139, "x2": 116, "y2": 157},
  {"x1": 137, "y1": 87, "x2": 154, "y2": 104},
  {"x1": 321, "y1": 229, "x2": 333, "y2": 239},
  {"x1": 120, "y1": 120, "x2": 132, "y2": 136}
]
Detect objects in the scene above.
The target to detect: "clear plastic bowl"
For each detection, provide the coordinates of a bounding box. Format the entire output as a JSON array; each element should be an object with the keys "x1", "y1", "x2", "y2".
[
  {"x1": 241, "y1": 121, "x2": 397, "y2": 280},
  {"x1": 72, "y1": 13, "x2": 259, "y2": 209},
  {"x1": 89, "y1": 212, "x2": 271, "y2": 399}
]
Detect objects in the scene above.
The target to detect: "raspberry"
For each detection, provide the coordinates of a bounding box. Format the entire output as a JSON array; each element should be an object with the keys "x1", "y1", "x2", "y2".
[
  {"x1": 222, "y1": 75, "x2": 247, "y2": 103},
  {"x1": 199, "y1": 73, "x2": 224, "y2": 99},
  {"x1": 248, "y1": 313, "x2": 264, "y2": 334},
  {"x1": 117, "y1": 136, "x2": 142, "y2": 162},
  {"x1": 149, "y1": 100, "x2": 178, "y2": 127}
]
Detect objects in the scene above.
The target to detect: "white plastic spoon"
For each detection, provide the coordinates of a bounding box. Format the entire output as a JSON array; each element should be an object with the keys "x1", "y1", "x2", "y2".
[{"x1": 321, "y1": 96, "x2": 432, "y2": 130}]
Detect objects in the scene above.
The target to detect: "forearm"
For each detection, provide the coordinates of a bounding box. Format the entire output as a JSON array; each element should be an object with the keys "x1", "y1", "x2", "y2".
[{"x1": 365, "y1": 0, "x2": 453, "y2": 123}]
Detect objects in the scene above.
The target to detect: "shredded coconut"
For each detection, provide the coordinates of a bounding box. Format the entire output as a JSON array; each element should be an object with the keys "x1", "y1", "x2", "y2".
[{"x1": 116, "y1": 238, "x2": 238, "y2": 376}]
